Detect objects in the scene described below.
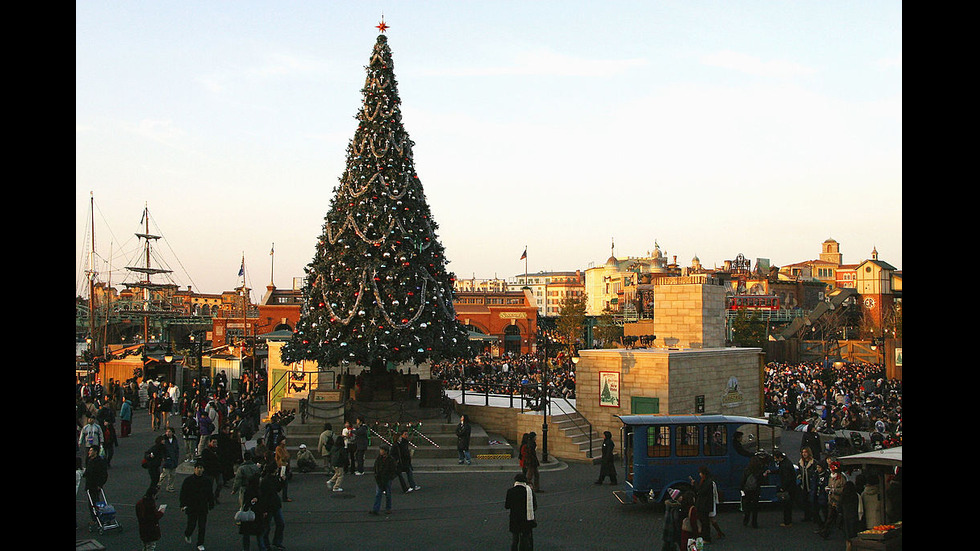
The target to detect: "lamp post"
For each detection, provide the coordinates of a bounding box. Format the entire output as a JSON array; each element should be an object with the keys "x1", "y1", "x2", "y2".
[
  {"x1": 189, "y1": 331, "x2": 204, "y2": 400},
  {"x1": 538, "y1": 327, "x2": 551, "y2": 464},
  {"x1": 164, "y1": 346, "x2": 174, "y2": 385}
]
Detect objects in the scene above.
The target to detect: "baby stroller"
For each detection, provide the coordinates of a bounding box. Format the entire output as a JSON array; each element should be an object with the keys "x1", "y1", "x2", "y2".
[{"x1": 86, "y1": 487, "x2": 121, "y2": 534}]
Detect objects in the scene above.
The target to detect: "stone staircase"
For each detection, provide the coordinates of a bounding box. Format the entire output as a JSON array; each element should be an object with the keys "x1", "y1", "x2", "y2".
[
  {"x1": 551, "y1": 411, "x2": 603, "y2": 464},
  {"x1": 270, "y1": 396, "x2": 516, "y2": 468}
]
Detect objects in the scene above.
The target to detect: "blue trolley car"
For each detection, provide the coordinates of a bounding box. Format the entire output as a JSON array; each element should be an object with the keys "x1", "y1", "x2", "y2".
[{"x1": 616, "y1": 414, "x2": 784, "y2": 505}]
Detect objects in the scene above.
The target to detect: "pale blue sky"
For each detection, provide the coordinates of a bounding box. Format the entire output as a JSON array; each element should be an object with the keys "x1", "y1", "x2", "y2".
[{"x1": 76, "y1": 1, "x2": 902, "y2": 296}]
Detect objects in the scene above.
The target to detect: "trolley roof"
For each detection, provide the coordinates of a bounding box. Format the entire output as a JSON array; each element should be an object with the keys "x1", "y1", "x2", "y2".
[{"x1": 616, "y1": 414, "x2": 771, "y2": 426}]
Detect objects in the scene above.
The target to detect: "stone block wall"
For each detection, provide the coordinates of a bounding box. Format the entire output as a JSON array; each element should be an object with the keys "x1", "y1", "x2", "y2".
[
  {"x1": 575, "y1": 347, "x2": 764, "y2": 444},
  {"x1": 653, "y1": 281, "x2": 727, "y2": 349}
]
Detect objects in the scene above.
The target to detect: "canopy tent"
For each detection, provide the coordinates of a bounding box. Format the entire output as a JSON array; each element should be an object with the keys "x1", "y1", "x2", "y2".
[
  {"x1": 467, "y1": 330, "x2": 497, "y2": 342},
  {"x1": 838, "y1": 446, "x2": 902, "y2": 467}
]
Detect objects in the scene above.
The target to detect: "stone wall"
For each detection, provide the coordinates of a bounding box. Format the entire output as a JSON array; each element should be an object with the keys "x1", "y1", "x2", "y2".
[
  {"x1": 574, "y1": 347, "x2": 764, "y2": 444},
  {"x1": 652, "y1": 281, "x2": 727, "y2": 349}
]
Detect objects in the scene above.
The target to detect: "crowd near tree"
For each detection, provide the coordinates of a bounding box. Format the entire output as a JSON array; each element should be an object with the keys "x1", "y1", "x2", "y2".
[{"x1": 432, "y1": 352, "x2": 577, "y2": 401}]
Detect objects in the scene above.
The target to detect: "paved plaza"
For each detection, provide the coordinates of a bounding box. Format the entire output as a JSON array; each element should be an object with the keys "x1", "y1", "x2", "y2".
[{"x1": 77, "y1": 406, "x2": 849, "y2": 550}]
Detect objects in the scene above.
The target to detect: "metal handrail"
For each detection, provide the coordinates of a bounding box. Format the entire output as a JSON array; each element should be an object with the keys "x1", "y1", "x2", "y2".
[
  {"x1": 456, "y1": 382, "x2": 594, "y2": 458},
  {"x1": 545, "y1": 396, "x2": 594, "y2": 458}
]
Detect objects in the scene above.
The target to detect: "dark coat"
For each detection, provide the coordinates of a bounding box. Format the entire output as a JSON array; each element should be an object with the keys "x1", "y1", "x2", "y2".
[
  {"x1": 694, "y1": 475, "x2": 715, "y2": 514},
  {"x1": 216, "y1": 431, "x2": 240, "y2": 479},
  {"x1": 776, "y1": 457, "x2": 798, "y2": 495},
  {"x1": 331, "y1": 443, "x2": 349, "y2": 469},
  {"x1": 801, "y1": 431, "x2": 822, "y2": 460},
  {"x1": 374, "y1": 452, "x2": 398, "y2": 486},
  {"x1": 394, "y1": 438, "x2": 413, "y2": 472},
  {"x1": 238, "y1": 482, "x2": 266, "y2": 536},
  {"x1": 456, "y1": 421, "x2": 471, "y2": 451},
  {"x1": 197, "y1": 446, "x2": 221, "y2": 478},
  {"x1": 505, "y1": 483, "x2": 538, "y2": 533},
  {"x1": 259, "y1": 472, "x2": 283, "y2": 513},
  {"x1": 179, "y1": 473, "x2": 215, "y2": 514},
  {"x1": 145, "y1": 442, "x2": 167, "y2": 470},
  {"x1": 353, "y1": 424, "x2": 369, "y2": 451},
  {"x1": 84, "y1": 455, "x2": 109, "y2": 490},
  {"x1": 598, "y1": 436, "x2": 616, "y2": 478}
]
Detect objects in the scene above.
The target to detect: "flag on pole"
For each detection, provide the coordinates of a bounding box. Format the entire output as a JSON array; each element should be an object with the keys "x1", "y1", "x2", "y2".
[
  {"x1": 270, "y1": 243, "x2": 275, "y2": 256},
  {"x1": 238, "y1": 259, "x2": 245, "y2": 277},
  {"x1": 520, "y1": 247, "x2": 527, "y2": 260}
]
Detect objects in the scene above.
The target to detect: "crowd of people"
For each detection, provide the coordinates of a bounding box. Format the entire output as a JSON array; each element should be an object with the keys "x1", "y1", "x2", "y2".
[
  {"x1": 76, "y1": 355, "x2": 902, "y2": 550},
  {"x1": 75, "y1": 370, "x2": 288, "y2": 551},
  {"x1": 431, "y1": 353, "x2": 577, "y2": 400},
  {"x1": 763, "y1": 360, "x2": 902, "y2": 451}
]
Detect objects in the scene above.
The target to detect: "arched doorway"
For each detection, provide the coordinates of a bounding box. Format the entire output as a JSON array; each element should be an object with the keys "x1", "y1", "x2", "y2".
[{"x1": 503, "y1": 325, "x2": 522, "y2": 356}]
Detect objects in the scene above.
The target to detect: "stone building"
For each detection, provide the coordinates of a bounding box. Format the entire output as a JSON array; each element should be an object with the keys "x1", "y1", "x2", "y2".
[{"x1": 574, "y1": 279, "x2": 764, "y2": 447}]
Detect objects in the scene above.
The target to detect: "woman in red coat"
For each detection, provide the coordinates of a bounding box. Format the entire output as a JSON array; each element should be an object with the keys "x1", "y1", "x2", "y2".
[{"x1": 135, "y1": 486, "x2": 165, "y2": 550}]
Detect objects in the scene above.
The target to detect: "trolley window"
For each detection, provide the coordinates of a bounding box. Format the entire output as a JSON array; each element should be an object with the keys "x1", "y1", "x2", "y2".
[
  {"x1": 646, "y1": 426, "x2": 670, "y2": 457},
  {"x1": 704, "y1": 424, "x2": 728, "y2": 456},
  {"x1": 676, "y1": 425, "x2": 699, "y2": 457}
]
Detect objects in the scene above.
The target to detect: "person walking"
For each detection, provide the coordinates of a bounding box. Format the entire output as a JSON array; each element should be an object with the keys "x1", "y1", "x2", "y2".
[
  {"x1": 259, "y1": 463, "x2": 286, "y2": 551},
  {"x1": 798, "y1": 446, "x2": 818, "y2": 522},
  {"x1": 456, "y1": 414, "x2": 472, "y2": 465},
  {"x1": 327, "y1": 435, "x2": 348, "y2": 493},
  {"x1": 740, "y1": 454, "x2": 765, "y2": 528},
  {"x1": 818, "y1": 461, "x2": 846, "y2": 539},
  {"x1": 662, "y1": 488, "x2": 684, "y2": 551},
  {"x1": 522, "y1": 432, "x2": 540, "y2": 491},
  {"x1": 353, "y1": 417, "x2": 369, "y2": 475},
  {"x1": 197, "y1": 435, "x2": 223, "y2": 504},
  {"x1": 690, "y1": 465, "x2": 719, "y2": 543},
  {"x1": 238, "y1": 475, "x2": 267, "y2": 551},
  {"x1": 179, "y1": 462, "x2": 215, "y2": 551},
  {"x1": 595, "y1": 431, "x2": 617, "y2": 485},
  {"x1": 135, "y1": 486, "x2": 166, "y2": 551},
  {"x1": 518, "y1": 433, "x2": 530, "y2": 477},
  {"x1": 810, "y1": 461, "x2": 830, "y2": 530},
  {"x1": 182, "y1": 413, "x2": 200, "y2": 462},
  {"x1": 394, "y1": 429, "x2": 421, "y2": 493},
  {"x1": 369, "y1": 444, "x2": 398, "y2": 515},
  {"x1": 101, "y1": 418, "x2": 118, "y2": 468},
  {"x1": 317, "y1": 422, "x2": 334, "y2": 470},
  {"x1": 801, "y1": 424, "x2": 822, "y2": 463},
  {"x1": 216, "y1": 423, "x2": 241, "y2": 494},
  {"x1": 232, "y1": 451, "x2": 262, "y2": 509},
  {"x1": 79, "y1": 416, "x2": 104, "y2": 466},
  {"x1": 83, "y1": 445, "x2": 109, "y2": 527},
  {"x1": 505, "y1": 473, "x2": 538, "y2": 551},
  {"x1": 342, "y1": 421, "x2": 356, "y2": 475},
  {"x1": 144, "y1": 435, "x2": 167, "y2": 496},
  {"x1": 274, "y1": 437, "x2": 292, "y2": 502},
  {"x1": 774, "y1": 450, "x2": 800, "y2": 527},
  {"x1": 159, "y1": 427, "x2": 181, "y2": 492},
  {"x1": 119, "y1": 396, "x2": 133, "y2": 438}
]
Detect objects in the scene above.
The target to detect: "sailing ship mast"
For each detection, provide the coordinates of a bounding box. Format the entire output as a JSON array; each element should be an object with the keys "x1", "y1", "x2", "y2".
[
  {"x1": 124, "y1": 203, "x2": 173, "y2": 349},
  {"x1": 88, "y1": 193, "x2": 97, "y2": 351}
]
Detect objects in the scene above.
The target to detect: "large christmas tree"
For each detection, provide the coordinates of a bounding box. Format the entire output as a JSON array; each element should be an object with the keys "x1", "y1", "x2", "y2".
[{"x1": 282, "y1": 27, "x2": 470, "y2": 373}]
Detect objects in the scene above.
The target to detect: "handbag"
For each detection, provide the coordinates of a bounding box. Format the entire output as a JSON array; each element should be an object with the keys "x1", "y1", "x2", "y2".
[{"x1": 234, "y1": 508, "x2": 256, "y2": 522}]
